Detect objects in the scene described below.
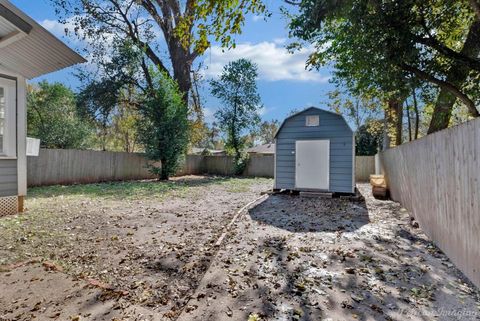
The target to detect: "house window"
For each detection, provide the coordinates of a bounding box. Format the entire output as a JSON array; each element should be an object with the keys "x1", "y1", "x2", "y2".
[
  {"x1": 306, "y1": 115, "x2": 320, "y2": 127},
  {"x1": 0, "y1": 78, "x2": 16, "y2": 158},
  {"x1": 0, "y1": 87, "x2": 5, "y2": 154}
]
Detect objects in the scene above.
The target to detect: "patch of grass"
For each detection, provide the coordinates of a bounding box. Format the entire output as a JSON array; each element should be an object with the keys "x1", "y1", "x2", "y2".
[
  {"x1": 27, "y1": 176, "x2": 272, "y2": 200},
  {"x1": 27, "y1": 178, "x2": 206, "y2": 201},
  {"x1": 220, "y1": 177, "x2": 271, "y2": 193},
  {"x1": 0, "y1": 209, "x2": 68, "y2": 265}
]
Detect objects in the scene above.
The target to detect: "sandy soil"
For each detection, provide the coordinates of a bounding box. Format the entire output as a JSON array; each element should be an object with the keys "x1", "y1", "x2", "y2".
[{"x1": 1, "y1": 179, "x2": 479, "y2": 321}]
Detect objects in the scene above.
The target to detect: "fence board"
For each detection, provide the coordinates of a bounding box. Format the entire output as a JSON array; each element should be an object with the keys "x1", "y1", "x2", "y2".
[
  {"x1": 28, "y1": 150, "x2": 374, "y2": 186},
  {"x1": 355, "y1": 156, "x2": 375, "y2": 182},
  {"x1": 27, "y1": 149, "x2": 155, "y2": 186},
  {"x1": 380, "y1": 118, "x2": 480, "y2": 288}
]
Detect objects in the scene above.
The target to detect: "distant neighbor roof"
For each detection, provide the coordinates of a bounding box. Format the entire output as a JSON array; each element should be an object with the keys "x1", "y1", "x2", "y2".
[
  {"x1": 0, "y1": 0, "x2": 86, "y2": 79},
  {"x1": 246, "y1": 143, "x2": 275, "y2": 154},
  {"x1": 190, "y1": 147, "x2": 225, "y2": 155}
]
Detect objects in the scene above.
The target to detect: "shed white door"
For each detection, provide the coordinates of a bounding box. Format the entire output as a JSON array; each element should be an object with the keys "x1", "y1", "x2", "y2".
[{"x1": 295, "y1": 140, "x2": 330, "y2": 190}]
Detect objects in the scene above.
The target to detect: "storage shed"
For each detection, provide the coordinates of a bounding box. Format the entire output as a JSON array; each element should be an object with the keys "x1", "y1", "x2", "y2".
[{"x1": 274, "y1": 107, "x2": 355, "y2": 193}]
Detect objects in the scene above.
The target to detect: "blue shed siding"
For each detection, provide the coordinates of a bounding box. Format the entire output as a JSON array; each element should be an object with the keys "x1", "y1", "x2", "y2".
[
  {"x1": 0, "y1": 159, "x2": 18, "y2": 197},
  {"x1": 274, "y1": 107, "x2": 354, "y2": 193}
]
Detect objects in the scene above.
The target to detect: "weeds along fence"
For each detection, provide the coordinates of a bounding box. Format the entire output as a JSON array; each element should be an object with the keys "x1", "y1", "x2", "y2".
[
  {"x1": 27, "y1": 149, "x2": 375, "y2": 186},
  {"x1": 380, "y1": 118, "x2": 480, "y2": 288}
]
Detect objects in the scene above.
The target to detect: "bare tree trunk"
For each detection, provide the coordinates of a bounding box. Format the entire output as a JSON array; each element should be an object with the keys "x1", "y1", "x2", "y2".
[
  {"x1": 160, "y1": 157, "x2": 169, "y2": 180},
  {"x1": 412, "y1": 88, "x2": 420, "y2": 139},
  {"x1": 170, "y1": 44, "x2": 193, "y2": 103},
  {"x1": 387, "y1": 99, "x2": 403, "y2": 146},
  {"x1": 140, "y1": 0, "x2": 196, "y2": 101},
  {"x1": 428, "y1": 20, "x2": 480, "y2": 133},
  {"x1": 406, "y1": 101, "x2": 412, "y2": 142},
  {"x1": 382, "y1": 109, "x2": 390, "y2": 151}
]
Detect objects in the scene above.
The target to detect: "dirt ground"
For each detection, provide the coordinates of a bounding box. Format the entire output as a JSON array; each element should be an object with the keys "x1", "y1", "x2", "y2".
[
  {"x1": 179, "y1": 184, "x2": 480, "y2": 321},
  {"x1": 1, "y1": 178, "x2": 479, "y2": 321},
  {"x1": 0, "y1": 176, "x2": 270, "y2": 321}
]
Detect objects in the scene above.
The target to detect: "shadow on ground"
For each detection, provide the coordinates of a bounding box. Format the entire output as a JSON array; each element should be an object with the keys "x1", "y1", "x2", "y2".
[
  {"x1": 248, "y1": 194, "x2": 370, "y2": 233},
  {"x1": 178, "y1": 184, "x2": 480, "y2": 321}
]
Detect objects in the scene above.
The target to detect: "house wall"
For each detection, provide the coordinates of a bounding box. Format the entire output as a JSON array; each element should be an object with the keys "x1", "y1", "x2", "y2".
[
  {"x1": 0, "y1": 159, "x2": 17, "y2": 196},
  {"x1": 0, "y1": 67, "x2": 25, "y2": 200},
  {"x1": 275, "y1": 108, "x2": 354, "y2": 193}
]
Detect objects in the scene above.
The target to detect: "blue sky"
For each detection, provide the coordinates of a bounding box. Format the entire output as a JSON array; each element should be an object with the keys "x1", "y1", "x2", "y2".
[{"x1": 11, "y1": 0, "x2": 334, "y2": 123}]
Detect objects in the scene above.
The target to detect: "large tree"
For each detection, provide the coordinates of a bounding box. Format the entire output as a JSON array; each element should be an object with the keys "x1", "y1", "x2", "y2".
[
  {"x1": 257, "y1": 120, "x2": 280, "y2": 144},
  {"x1": 137, "y1": 70, "x2": 189, "y2": 180},
  {"x1": 328, "y1": 89, "x2": 381, "y2": 130},
  {"x1": 77, "y1": 41, "x2": 143, "y2": 151},
  {"x1": 51, "y1": 0, "x2": 267, "y2": 101},
  {"x1": 355, "y1": 120, "x2": 383, "y2": 156},
  {"x1": 288, "y1": 0, "x2": 480, "y2": 135},
  {"x1": 210, "y1": 59, "x2": 262, "y2": 159},
  {"x1": 27, "y1": 82, "x2": 92, "y2": 149}
]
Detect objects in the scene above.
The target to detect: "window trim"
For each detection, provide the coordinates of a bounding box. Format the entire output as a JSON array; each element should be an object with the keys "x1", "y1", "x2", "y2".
[
  {"x1": 0, "y1": 75, "x2": 17, "y2": 159},
  {"x1": 305, "y1": 115, "x2": 320, "y2": 127}
]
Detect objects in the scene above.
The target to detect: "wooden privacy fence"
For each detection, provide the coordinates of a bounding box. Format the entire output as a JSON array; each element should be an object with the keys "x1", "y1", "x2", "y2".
[
  {"x1": 27, "y1": 149, "x2": 155, "y2": 186},
  {"x1": 380, "y1": 118, "x2": 480, "y2": 288},
  {"x1": 355, "y1": 156, "x2": 375, "y2": 182},
  {"x1": 27, "y1": 149, "x2": 375, "y2": 186}
]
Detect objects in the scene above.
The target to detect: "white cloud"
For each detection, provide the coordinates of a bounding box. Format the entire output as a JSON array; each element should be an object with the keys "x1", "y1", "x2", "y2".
[
  {"x1": 41, "y1": 19, "x2": 328, "y2": 84},
  {"x1": 203, "y1": 107, "x2": 216, "y2": 123},
  {"x1": 203, "y1": 42, "x2": 329, "y2": 83},
  {"x1": 41, "y1": 17, "x2": 118, "y2": 46},
  {"x1": 252, "y1": 15, "x2": 265, "y2": 22},
  {"x1": 41, "y1": 19, "x2": 65, "y2": 36},
  {"x1": 258, "y1": 105, "x2": 273, "y2": 116},
  {"x1": 40, "y1": 18, "x2": 87, "y2": 45}
]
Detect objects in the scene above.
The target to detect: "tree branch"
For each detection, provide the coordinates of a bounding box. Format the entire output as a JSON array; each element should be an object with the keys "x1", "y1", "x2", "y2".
[
  {"x1": 401, "y1": 63, "x2": 480, "y2": 117},
  {"x1": 109, "y1": 0, "x2": 170, "y2": 75},
  {"x1": 415, "y1": 35, "x2": 480, "y2": 73},
  {"x1": 140, "y1": 0, "x2": 166, "y2": 31},
  {"x1": 470, "y1": 0, "x2": 480, "y2": 20}
]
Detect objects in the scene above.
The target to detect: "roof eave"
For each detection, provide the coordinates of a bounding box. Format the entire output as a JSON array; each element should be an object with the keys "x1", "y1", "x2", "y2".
[
  {"x1": 274, "y1": 106, "x2": 353, "y2": 138},
  {"x1": 0, "y1": 0, "x2": 86, "y2": 79}
]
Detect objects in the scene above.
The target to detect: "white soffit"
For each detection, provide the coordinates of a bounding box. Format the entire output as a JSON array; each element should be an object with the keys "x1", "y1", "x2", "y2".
[{"x1": 0, "y1": 0, "x2": 86, "y2": 79}]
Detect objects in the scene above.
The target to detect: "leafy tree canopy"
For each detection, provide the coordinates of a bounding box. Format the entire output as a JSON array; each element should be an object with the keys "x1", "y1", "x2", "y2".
[
  {"x1": 328, "y1": 89, "x2": 381, "y2": 130},
  {"x1": 51, "y1": 0, "x2": 267, "y2": 100},
  {"x1": 76, "y1": 41, "x2": 143, "y2": 151},
  {"x1": 27, "y1": 81, "x2": 93, "y2": 149},
  {"x1": 137, "y1": 70, "x2": 189, "y2": 180},
  {"x1": 288, "y1": 0, "x2": 480, "y2": 133},
  {"x1": 256, "y1": 120, "x2": 280, "y2": 144},
  {"x1": 210, "y1": 58, "x2": 262, "y2": 159},
  {"x1": 356, "y1": 120, "x2": 384, "y2": 156}
]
